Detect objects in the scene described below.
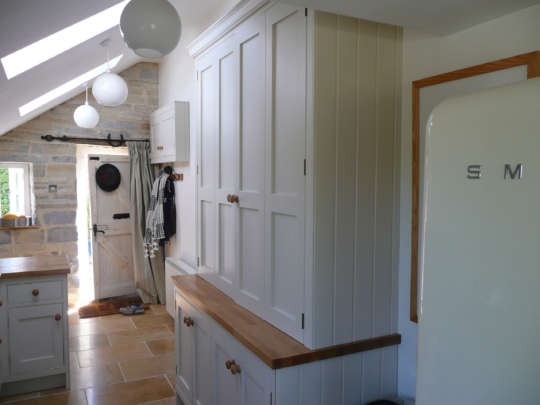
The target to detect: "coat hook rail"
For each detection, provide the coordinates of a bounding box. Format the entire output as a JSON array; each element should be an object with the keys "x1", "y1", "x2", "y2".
[
  {"x1": 169, "y1": 174, "x2": 183, "y2": 181},
  {"x1": 41, "y1": 134, "x2": 149, "y2": 148}
]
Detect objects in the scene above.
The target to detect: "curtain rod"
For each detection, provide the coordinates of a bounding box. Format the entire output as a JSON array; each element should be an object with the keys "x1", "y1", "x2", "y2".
[{"x1": 41, "y1": 134, "x2": 149, "y2": 148}]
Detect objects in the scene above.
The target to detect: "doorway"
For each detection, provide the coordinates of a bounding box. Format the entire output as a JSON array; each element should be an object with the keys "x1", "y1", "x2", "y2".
[{"x1": 72, "y1": 145, "x2": 128, "y2": 311}]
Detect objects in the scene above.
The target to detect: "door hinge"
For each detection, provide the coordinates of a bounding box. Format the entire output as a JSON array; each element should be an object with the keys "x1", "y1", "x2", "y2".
[
  {"x1": 270, "y1": 392, "x2": 273, "y2": 404},
  {"x1": 301, "y1": 313, "x2": 305, "y2": 329},
  {"x1": 304, "y1": 159, "x2": 306, "y2": 176},
  {"x1": 197, "y1": 257, "x2": 200, "y2": 267},
  {"x1": 305, "y1": 8, "x2": 308, "y2": 16},
  {"x1": 90, "y1": 157, "x2": 100, "y2": 161},
  {"x1": 197, "y1": 165, "x2": 199, "y2": 175}
]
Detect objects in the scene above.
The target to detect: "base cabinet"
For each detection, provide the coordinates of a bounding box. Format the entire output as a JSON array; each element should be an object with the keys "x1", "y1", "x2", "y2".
[{"x1": 0, "y1": 274, "x2": 70, "y2": 397}]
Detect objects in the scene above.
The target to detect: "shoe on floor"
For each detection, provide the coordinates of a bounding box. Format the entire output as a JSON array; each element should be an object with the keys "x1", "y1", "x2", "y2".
[{"x1": 119, "y1": 302, "x2": 145, "y2": 315}]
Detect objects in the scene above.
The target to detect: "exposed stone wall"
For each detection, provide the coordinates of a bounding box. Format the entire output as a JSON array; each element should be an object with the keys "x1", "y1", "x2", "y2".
[{"x1": 0, "y1": 62, "x2": 158, "y2": 266}]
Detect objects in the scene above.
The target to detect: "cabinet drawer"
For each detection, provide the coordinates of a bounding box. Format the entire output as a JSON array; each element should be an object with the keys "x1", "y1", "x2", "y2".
[{"x1": 7, "y1": 280, "x2": 63, "y2": 304}]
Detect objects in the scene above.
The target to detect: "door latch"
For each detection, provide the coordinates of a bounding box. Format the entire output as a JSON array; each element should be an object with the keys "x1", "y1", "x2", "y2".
[{"x1": 92, "y1": 224, "x2": 105, "y2": 241}]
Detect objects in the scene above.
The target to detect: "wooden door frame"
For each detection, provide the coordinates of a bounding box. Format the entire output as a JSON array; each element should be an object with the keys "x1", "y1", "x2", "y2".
[{"x1": 410, "y1": 51, "x2": 540, "y2": 322}]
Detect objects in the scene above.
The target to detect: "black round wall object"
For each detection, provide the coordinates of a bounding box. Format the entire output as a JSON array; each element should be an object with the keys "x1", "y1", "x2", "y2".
[{"x1": 95, "y1": 164, "x2": 121, "y2": 192}]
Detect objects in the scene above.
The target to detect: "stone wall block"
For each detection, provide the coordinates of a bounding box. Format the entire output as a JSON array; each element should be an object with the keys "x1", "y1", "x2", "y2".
[
  {"x1": 0, "y1": 231, "x2": 12, "y2": 245},
  {"x1": 0, "y1": 141, "x2": 30, "y2": 153},
  {"x1": 48, "y1": 227, "x2": 78, "y2": 243},
  {"x1": 14, "y1": 229, "x2": 45, "y2": 244},
  {"x1": 44, "y1": 211, "x2": 77, "y2": 225}
]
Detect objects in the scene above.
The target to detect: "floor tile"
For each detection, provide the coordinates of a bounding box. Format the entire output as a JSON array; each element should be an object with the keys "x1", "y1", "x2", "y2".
[
  {"x1": 131, "y1": 313, "x2": 174, "y2": 329},
  {"x1": 70, "y1": 363, "x2": 125, "y2": 390},
  {"x1": 149, "y1": 305, "x2": 168, "y2": 315},
  {"x1": 70, "y1": 333, "x2": 110, "y2": 352},
  {"x1": 85, "y1": 376, "x2": 174, "y2": 405},
  {"x1": 145, "y1": 338, "x2": 175, "y2": 356},
  {"x1": 69, "y1": 313, "x2": 101, "y2": 325},
  {"x1": 3, "y1": 390, "x2": 87, "y2": 405},
  {"x1": 77, "y1": 342, "x2": 152, "y2": 368},
  {"x1": 70, "y1": 354, "x2": 80, "y2": 369},
  {"x1": 141, "y1": 398, "x2": 176, "y2": 405},
  {"x1": 0, "y1": 392, "x2": 39, "y2": 404},
  {"x1": 165, "y1": 373, "x2": 175, "y2": 388},
  {"x1": 166, "y1": 324, "x2": 175, "y2": 334},
  {"x1": 107, "y1": 326, "x2": 173, "y2": 346},
  {"x1": 71, "y1": 319, "x2": 135, "y2": 337},
  {"x1": 120, "y1": 353, "x2": 175, "y2": 381}
]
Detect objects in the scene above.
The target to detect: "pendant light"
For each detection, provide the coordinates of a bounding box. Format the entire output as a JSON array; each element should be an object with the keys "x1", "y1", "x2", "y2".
[
  {"x1": 92, "y1": 40, "x2": 128, "y2": 106},
  {"x1": 74, "y1": 85, "x2": 99, "y2": 128},
  {"x1": 119, "y1": 0, "x2": 181, "y2": 59}
]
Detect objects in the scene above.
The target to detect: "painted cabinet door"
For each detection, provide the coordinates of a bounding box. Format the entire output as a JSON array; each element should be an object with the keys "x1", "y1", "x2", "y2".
[
  {"x1": 236, "y1": 345, "x2": 274, "y2": 405},
  {"x1": 264, "y1": 4, "x2": 307, "y2": 343},
  {"x1": 175, "y1": 293, "x2": 193, "y2": 405},
  {"x1": 233, "y1": 12, "x2": 266, "y2": 319},
  {"x1": 161, "y1": 106, "x2": 177, "y2": 161},
  {"x1": 212, "y1": 327, "x2": 239, "y2": 405},
  {"x1": 8, "y1": 303, "x2": 64, "y2": 374},
  {"x1": 150, "y1": 115, "x2": 163, "y2": 160}
]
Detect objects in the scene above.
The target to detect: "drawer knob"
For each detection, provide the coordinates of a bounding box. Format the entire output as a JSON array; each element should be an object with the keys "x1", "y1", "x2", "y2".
[
  {"x1": 0, "y1": 300, "x2": 3, "y2": 306},
  {"x1": 231, "y1": 194, "x2": 239, "y2": 203},
  {"x1": 183, "y1": 316, "x2": 187, "y2": 324},
  {"x1": 231, "y1": 364, "x2": 241, "y2": 375},
  {"x1": 226, "y1": 359, "x2": 237, "y2": 370},
  {"x1": 184, "y1": 316, "x2": 194, "y2": 327},
  {"x1": 55, "y1": 314, "x2": 62, "y2": 321},
  {"x1": 32, "y1": 289, "x2": 39, "y2": 296}
]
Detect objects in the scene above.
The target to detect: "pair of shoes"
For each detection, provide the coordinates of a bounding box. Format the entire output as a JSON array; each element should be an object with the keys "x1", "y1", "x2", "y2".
[{"x1": 120, "y1": 302, "x2": 145, "y2": 315}]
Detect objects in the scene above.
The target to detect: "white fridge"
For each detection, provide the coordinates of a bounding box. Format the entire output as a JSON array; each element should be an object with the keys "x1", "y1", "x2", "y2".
[{"x1": 416, "y1": 77, "x2": 540, "y2": 404}]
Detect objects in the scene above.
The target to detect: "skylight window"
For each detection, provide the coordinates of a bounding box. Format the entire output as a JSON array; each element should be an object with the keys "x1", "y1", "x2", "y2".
[
  {"x1": 19, "y1": 55, "x2": 123, "y2": 117},
  {"x1": 1, "y1": 0, "x2": 129, "y2": 80}
]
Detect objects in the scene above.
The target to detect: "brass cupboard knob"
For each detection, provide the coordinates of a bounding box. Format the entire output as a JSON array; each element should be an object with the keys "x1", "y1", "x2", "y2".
[
  {"x1": 55, "y1": 314, "x2": 62, "y2": 321},
  {"x1": 225, "y1": 359, "x2": 235, "y2": 370},
  {"x1": 184, "y1": 316, "x2": 194, "y2": 327},
  {"x1": 231, "y1": 364, "x2": 241, "y2": 375},
  {"x1": 232, "y1": 195, "x2": 239, "y2": 203},
  {"x1": 32, "y1": 289, "x2": 39, "y2": 296},
  {"x1": 183, "y1": 316, "x2": 188, "y2": 324},
  {"x1": 0, "y1": 300, "x2": 3, "y2": 306}
]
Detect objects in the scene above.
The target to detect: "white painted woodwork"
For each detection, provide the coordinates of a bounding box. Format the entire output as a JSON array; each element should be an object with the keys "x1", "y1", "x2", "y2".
[
  {"x1": 165, "y1": 258, "x2": 195, "y2": 317},
  {"x1": 150, "y1": 101, "x2": 190, "y2": 164},
  {"x1": 263, "y1": 4, "x2": 306, "y2": 343},
  {"x1": 234, "y1": 13, "x2": 266, "y2": 318},
  {"x1": 191, "y1": 0, "x2": 402, "y2": 370},
  {"x1": 175, "y1": 291, "x2": 213, "y2": 405},
  {"x1": 8, "y1": 304, "x2": 64, "y2": 374},
  {"x1": 89, "y1": 155, "x2": 135, "y2": 300},
  {"x1": 0, "y1": 273, "x2": 70, "y2": 393}
]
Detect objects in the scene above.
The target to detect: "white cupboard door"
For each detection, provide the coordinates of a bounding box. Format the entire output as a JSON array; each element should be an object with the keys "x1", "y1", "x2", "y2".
[
  {"x1": 236, "y1": 346, "x2": 274, "y2": 405},
  {"x1": 176, "y1": 294, "x2": 193, "y2": 405},
  {"x1": 233, "y1": 13, "x2": 267, "y2": 319},
  {"x1": 198, "y1": 50, "x2": 218, "y2": 284},
  {"x1": 8, "y1": 304, "x2": 64, "y2": 374},
  {"x1": 150, "y1": 117, "x2": 163, "y2": 160},
  {"x1": 214, "y1": 36, "x2": 238, "y2": 298},
  {"x1": 212, "y1": 327, "x2": 240, "y2": 405},
  {"x1": 161, "y1": 108, "x2": 177, "y2": 161},
  {"x1": 264, "y1": 4, "x2": 307, "y2": 342},
  {"x1": 191, "y1": 305, "x2": 213, "y2": 405}
]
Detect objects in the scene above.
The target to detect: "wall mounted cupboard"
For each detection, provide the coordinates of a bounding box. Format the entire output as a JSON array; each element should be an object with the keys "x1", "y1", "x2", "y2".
[{"x1": 150, "y1": 101, "x2": 190, "y2": 164}]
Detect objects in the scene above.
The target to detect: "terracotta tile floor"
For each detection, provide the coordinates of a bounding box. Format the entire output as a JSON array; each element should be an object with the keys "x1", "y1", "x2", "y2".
[{"x1": 0, "y1": 305, "x2": 177, "y2": 405}]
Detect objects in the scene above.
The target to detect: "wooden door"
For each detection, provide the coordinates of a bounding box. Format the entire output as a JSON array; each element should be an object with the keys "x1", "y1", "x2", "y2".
[
  {"x1": 197, "y1": 50, "x2": 218, "y2": 284},
  {"x1": 176, "y1": 293, "x2": 194, "y2": 405},
  {"x1": 264, "y1": 4, "x2": 307, "y2": 342},
  {"x1": 214, "y1": 35, "x2": 238, "y2": 298},
  {"x1": 236, "y1": 346, "x2": 274, "y2": 405},
  {"x1": 8, "y1": 304, "x2": 64, "y2": 374},
  {"x1": 89, "y1": 155, "x2": 135, "y2": 299},
  {"x1": 233, "y1": 13, "x2": 266, "y2": 319}
]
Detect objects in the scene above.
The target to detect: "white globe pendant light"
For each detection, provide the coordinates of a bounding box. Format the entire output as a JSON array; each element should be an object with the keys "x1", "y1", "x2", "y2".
[
  {"x1": 120, "y1": 0, "x2": 181, "y2": 59},
  {"x1": 74, "y1": 85, "x2": 99, "y2": 128},
  {"x1": 92, "y1": 43, "x2": 128, "y2": 106}
]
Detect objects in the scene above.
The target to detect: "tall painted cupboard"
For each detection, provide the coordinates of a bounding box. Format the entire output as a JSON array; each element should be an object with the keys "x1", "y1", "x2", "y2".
[{"x1": 177, "y1": 0, "x2": 403, "y2": 403}]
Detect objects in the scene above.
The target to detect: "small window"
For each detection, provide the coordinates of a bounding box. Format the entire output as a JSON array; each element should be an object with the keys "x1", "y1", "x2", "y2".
[{"x1": 0, "y1": 163, "x2": 31, "y2": 217}]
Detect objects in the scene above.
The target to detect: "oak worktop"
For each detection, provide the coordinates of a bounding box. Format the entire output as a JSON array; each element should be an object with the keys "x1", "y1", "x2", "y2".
[
  {"x1": 0, "y1": 255, "x2": 71, "y2": 279},
  {"x1": 172, "y1": 274, "x2": 401, "y2": 370}
]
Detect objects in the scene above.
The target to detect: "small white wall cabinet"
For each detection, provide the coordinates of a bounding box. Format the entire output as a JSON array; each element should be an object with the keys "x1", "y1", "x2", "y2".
[
  {"x1": 189, "y1": 0, "x2": 402, "y2": 352},
  {"x1": 150, "y1": 101, "x2": 190, "y2": 164},
  {"x1": 0, "y1": 273, "x2": 70, "y2": 397}
]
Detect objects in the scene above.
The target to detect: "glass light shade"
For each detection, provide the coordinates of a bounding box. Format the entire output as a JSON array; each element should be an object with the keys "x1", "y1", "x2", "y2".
[
  {"x1": 92, "y1": 71, "x2": 128, "y2": 106},
  {"x1": 119, "y1": 0, "x2": 181, "y2": 59},
  {"x1": 74, "y1": 103, "x2": 99, "y2": 128}
]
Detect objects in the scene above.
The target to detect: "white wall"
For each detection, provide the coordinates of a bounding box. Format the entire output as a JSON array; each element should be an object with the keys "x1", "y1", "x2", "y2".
[
  {"x1": 159, "y1": 0, "x2": 239, "y2": 269},
  {"x1": 398, "y1": 3, "x2": 540, "y2": 401}
]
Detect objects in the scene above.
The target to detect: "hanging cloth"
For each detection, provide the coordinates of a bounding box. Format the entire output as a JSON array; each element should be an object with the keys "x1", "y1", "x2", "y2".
[{"x1": 143, "y1": 172, "x2": 169, "y2": 258}]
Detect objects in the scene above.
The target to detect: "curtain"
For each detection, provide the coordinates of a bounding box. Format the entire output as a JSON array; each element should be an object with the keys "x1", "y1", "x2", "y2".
[{"x1": 128, "y1": 142, "x2": 166, "y2": 304}]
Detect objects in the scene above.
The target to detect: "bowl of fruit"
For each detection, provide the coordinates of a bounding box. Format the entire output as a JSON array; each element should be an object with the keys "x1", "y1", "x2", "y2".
[{"x1": 0, "y1": 214, "x2": 31, "y2": 228}]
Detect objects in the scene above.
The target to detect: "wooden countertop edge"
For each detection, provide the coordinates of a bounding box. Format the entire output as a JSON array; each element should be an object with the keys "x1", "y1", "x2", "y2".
[
  {"x1": 0, "y1": 268, "x2": 71, "y2": 279},
  {"x1": 171, "y1": 274, "x2": 401, "y2": 370},
  {"x1": 0, "y1": 255, "x2": 71, "y2": 279}
]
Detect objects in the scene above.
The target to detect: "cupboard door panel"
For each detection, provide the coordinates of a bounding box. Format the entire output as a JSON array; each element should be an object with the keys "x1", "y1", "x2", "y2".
[
  {"x1": 176, "y1": 294, "x2": 193, "y2": 404},
  {"x1": 8, "y1": 303, "x2": 64, "y2": 374},
  {"x1": 234, "y1": 13, "x2": 266, "y2": 318},
  {"x1": 217, "y1": 203, "x2": 235, "y2": 291},
  {"x1": 162, "y1": 114, "x2": 176, "y2": 160},
  {"x1": 264, "y1": 4, "x2": 306, "y2": 343},
  {"x1": 198, "y1": 51, "x2": 217, "y2": 282},
  {"x1": 212, "y1": 328, "x2": 239, "y2": 405},
  {"x1": 192, "y1": 306, "x2": 213, "y2": 405},
  {"x1": 237, "y1": 346, "x2": 274, "y2": 405}
]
